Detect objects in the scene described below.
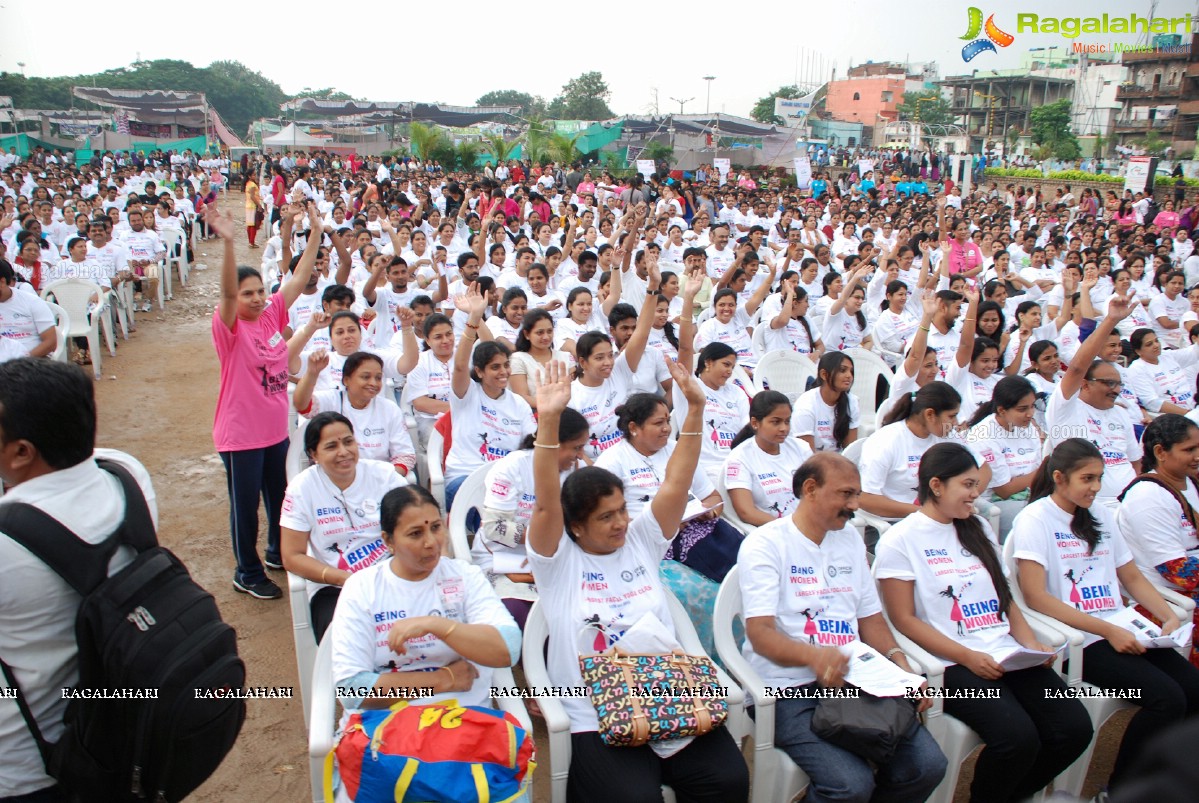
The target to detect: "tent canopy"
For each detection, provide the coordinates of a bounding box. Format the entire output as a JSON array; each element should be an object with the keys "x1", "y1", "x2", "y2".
[
  {"x1": 261, "y1": 123, "x2": 328, "y2": 147},
  {"x1": 279, "y1": 99, "x2": 520, "y2": 127},
  {"x1": 72, "y1": 87, "x2": 207, "y2": 112}
]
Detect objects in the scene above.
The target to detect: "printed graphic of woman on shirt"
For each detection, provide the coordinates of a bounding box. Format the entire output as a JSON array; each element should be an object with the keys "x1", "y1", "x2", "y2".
[
  {"x1": 1064, "y1": 567, "x2": 1091, "y2": 610},
  {"x1": 707, "y1": 419, "x2": 718, "y2": 447},
  {"x1": 327, "y1": 542, "x2": 349, "y2": 571},
  {"x1": 800, "y1": 608, "x2": 819, "y2": 644},
  {"x1": 479, "y1": 432, "x2": 490, "y2": 458},
  {"x1": 940, "y1": 585, "x2": 965, "y2": 635}
]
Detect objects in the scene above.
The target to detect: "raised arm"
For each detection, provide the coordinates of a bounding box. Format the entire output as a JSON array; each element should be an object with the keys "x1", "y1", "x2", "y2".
[
  {"x1": 293, "y1": 347, "x2": 329, "y2": 413},
  {"x1": 744, "y1": 263, "x2": 777, "y2": 318},
  {"x1": 828, "y1": 263, "x2": 871, "y2": 317},
  {"x1": 675, "y1": 267, "x2": 703, "y2": 369},
  {"x1": 954, "y1": 288, "x2": 980, "y2": 368},
  {"x1": 332, "y1": 227, "x2": 354, "y2": 286},
  {"x1": 280, "y1": 204, "x2": 324, "y2": 309},
  {"x1": 1050, "y1": 273, "x2": 1076, "y2": 333},
  {"x1": 287, "y1": 311, "x2": 329, "y2": 376},
  {"x1": 391, "y1": 307, "x2": 419, "y2": 376},
  {"x1": 527, "y1": 360, "x2": 572, "y2": 558},
  {"x1": 1060, "y1": 291, "x2": 1135, "y2": 399},
  {"x1": 622, "y1": 261, "x2": 661, "y2": 374},
  {"x1": 451, "y1": 282, "x2": 488, "y2": 399},
  {"x1": 649, "y1": 359, "x2": 707, "y2": 537},
  {"x1": 209, "y1": 207, "x2": 240, "y2": 330},
  {"x1": 902, "y1": 291, "x2": 937, "y2": 379},
  {"x1": 360, "y1": 253, "x2": 387, "y2": 306}
]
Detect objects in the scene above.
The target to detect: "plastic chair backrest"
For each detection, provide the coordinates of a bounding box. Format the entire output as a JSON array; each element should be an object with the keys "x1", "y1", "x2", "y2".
[
  {"x1": 847, "y1": 347, "x2": 893, "y2": 418},
  {"x1": 841, "y1": 436, "x2": 865, "y2": 467},
  {"x1": 750, "y1": 324, "x2": 767, "y2": 358},
  {"x1": 286, "y1": 418, "x2": 313, "y2": 482},
  {"x1": 43, "y1": 301, "x2": 71, "y2": 362},
  {"x1": 714, "y1": 469, "x2": 754, "y2": 535},
  {"x1": 41, "y1": 278, "x2": 102, "y2": 335},
  {"x1": 756, "y1": 350, "x2": 816, "y2": 402},
  {"x1": 730, "y1": 365, "x2": 757, "y2": 398},
  {"x1": 448, "y1": 464, "x2": 491, "y2": 561}
]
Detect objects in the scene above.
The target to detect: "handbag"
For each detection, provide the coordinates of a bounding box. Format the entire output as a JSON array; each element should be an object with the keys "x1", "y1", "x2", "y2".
[
  {"x1": 667, "y1": 517, "x2": 744, "y2": 583},
  {"x1": 578, "y1": 647, "x2": 728, "y2": 747},
  {"x1": 811, "y1": 685, "x2": 919, "y2": 764},
  {"x1": 328, "y1": 698, "x2": 535, "y2": 803}
]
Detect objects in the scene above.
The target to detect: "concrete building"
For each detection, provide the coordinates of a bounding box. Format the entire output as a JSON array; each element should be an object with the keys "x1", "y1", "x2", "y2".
[
  {"x1": 1113, "y1": 33, "x2": 1199, "y2": 152},
  {"x1": 824, "y1": 61, "x2": 937, "y2": 145}
]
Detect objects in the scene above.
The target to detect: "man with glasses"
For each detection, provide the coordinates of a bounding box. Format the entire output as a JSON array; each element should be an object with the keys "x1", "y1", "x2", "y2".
[{"x1": 1045, "y1": 294, "x2": 1142, "y2": 504}]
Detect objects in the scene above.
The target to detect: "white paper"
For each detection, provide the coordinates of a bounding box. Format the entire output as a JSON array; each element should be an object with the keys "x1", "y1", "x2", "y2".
[
  {"x1": 995, "y1": 644, "x2": 1061, "y2": 672},
  {"x1": 490, "y1": 551, "x2": 530, "y2": 574},
  {"x1": 1105, "y1": 606, "x2": 1194, "y2": 649},
  {"x1": 636, "y1": 159, "x2": 656, "y2": 179},
  {"x1": 841, "y1": 642, "x2": 925, "y2": 698},
  {"x1": 681, "y1": 496, "x2": 721, "y2": 523}
]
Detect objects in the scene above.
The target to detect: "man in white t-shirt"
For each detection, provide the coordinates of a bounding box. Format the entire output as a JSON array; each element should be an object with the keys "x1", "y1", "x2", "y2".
[
  {"x1": 0, "y1": 261, "x2": 56, "y2": 358},
  {"x1": 705, "y1": 224, "x2": 736, "y2": 280},
  {"x1": 1045, "y1": 296, "x2": 1142, "y2": 502},
  {"x1": 738, "y1": 453, "x2": 945, "y2": 801}
]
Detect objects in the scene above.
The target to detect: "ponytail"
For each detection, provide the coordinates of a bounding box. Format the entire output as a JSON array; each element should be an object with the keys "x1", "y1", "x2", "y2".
[
  {"x1": 1028, "y1": 438, "x2": 1105, "y2": 554},
  {"x1": 882, "y1": 380, "x2": 960, "y2": 427}
]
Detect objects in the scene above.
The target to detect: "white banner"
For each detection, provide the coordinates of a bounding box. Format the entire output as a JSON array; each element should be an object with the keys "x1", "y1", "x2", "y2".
[
  {"x1": 713, "y1": 157, "x2": 731, "y2": 179},
  {"x1": 857, "y1": 159, "x2": 875, "y2": 179},
  {"x1": 1124, "y1": 155, "x2": 1155, "y2": 194},
  {"x1": 635, "y1": 159, "x2": 656, "y2": 178},
  {"x1": 774, "y1": 87, "x2": 821, "y2": 121},
  {"x1": 793, "y1": 157, "x2": 812, "y2": 190}
]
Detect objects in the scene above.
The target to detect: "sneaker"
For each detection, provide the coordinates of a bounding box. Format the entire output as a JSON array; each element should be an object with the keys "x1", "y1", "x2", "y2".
[
  {"x1": 141, "y1": 301, "x2": 153, "y2": 312},
  {"x1": 263, "y1": 554, "x2": 284, "y2": 571},
  {"x1": 233, "y1": 577, "x2": 282, "y2": 600}
]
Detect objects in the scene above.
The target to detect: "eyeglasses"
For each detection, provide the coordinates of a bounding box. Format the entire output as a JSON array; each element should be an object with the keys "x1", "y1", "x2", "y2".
[{"x1": 1086, "y1": 377, "x2": 1123, "y2": 390}]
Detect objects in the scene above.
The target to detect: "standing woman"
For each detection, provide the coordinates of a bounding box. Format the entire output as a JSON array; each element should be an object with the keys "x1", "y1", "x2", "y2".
[
  {"x1": 876, "y1": 442, "x2": 1093, "y2": 803},
  {"x1": 245, "y1": 170, "x2": 263, "y2": 248},
  {"x1": 445, "y1": 283, "x2": 536, "y2": 511},
  {"x1": 210, "y1": 203, "x2": 323, "y2": 600}
]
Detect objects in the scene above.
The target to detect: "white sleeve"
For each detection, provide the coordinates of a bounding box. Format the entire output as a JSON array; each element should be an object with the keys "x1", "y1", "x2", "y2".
[
  {"x1": 872, "y1": 530, "x2": 916, "y2": 581},
  {"x1": 279, "y1": 472, "x2": 314, "y2": 532},
  {"x1": 858, "y1": 434, "x2": 893, "y2": 496},
  {"x1": 737, "y1": 533, "x2": 783, "y2": 619},
  {"x1": 1128, "y1": 364, "x2": 1165, "y2": 413},
  {"x1": 790, "y1": 393, "x2": 819, "y2": 439},
  {"x1": 723, "y1": 450, "x2": 753, "y2": 492},
  {"x1": 330, "y1": 573, "x2": 382, "y2": 684},
  {"x1": 1120, "y1": 483, "x2": 1190, "y2": 567},
  {"x1": 1009, "y1": 512, "x2": 1050, "y2": 567}
]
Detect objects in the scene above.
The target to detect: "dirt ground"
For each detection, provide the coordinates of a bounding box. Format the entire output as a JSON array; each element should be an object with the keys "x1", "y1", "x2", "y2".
[{"x1": 90, "y1": 193, "x2": 1124, "y2": 802}]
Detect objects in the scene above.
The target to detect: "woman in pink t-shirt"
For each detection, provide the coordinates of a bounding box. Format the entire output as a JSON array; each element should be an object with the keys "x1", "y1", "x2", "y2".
[{"x1": 209, "y1": 203, "x2": 323, "y2": 600}]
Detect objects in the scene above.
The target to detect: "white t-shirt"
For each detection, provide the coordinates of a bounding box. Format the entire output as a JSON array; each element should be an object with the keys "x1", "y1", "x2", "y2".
[
  {"x1": 330, "y1": 557, "x2": 516, "y2": 709},
  {"x1": 486, "y1": 315, "x2": 522, "y2": 344},
  {"x1": 791, "y1": 388, "x2": 860, "y2": 453},
  {"x1": 1127, "y1": 353, "x2": 1196, "y2": 412},
  {"x1": 527, "y1": 511, "x2": 675, "y2": 732},
  {"x1": 1010, "y1": 497, "x2": 1132, "y2": 646},
  {"x1": 967, "y1": 415, "x2": 1042, "y2": 494},
  {"x1": 473, "y1": 449, "x2": 576, "y2": 575},
  {"x1": 873, "y1": 308, "x2": 919, "y2": 357},
  {"x1": 739, "y1": 518, "x2": 878, "y2": 688},
  {"x1": 763, "y1": 316, "x2": 818, "y2": 355},
  {"x1": 1116, "y1": 476, "x2": 1199, "y2": 592},
  {"x1": 372, "y1": 285, "x2": 422, "y2": 337},
  {"x1": 905, "y1": 325, "x2": 960, "y2": 381},
  {"x1": 705, "y1": 244, "x2": 736, "y2": 279},
  {"x1": 306, "y1": 390, "x2": 414, "y2": 469},
  {"x1": 694, "y1": 316, "x2": 756, "y2": 369},
  {"x1": 860, "y1": 422, "x2": 964, "y2": 511},
  {"x1": 595, "y1": 439, "x2": 716, "y2": 520},
  {"x1": 280, "y1": 460, "x2": 406, "y2": 599},
  {"x1": 0, "y1": 289, "x2": 55, "y2": 354},
  {"x1": 947, "y1": 361, "x2": 999, "y2": 424},
  {"x1": 446, "y1": 381, "x2": 536, "y2": 483},
  {"x1": 874, "y1": 511, "x2": 1021, "y2": 667},
  {"x1": 1149, "y1": 294, "x2": 1189, "y2": 350},
  {"x1": 1002, "y1": 322, "x2": 1059, "y2": 374},
  {"x1": 723, "y1": 437, "x2": 813, "y2": 519},
  {"x1": 672, "y1": 378, "x2": 752, "y2": 481},
  {"x1": 821, "y1": 309, "x2": 868, "y2": 352},
  {"x1": 1045, "y1": 385, "x2": 1142, "y2": 502},
  {"x1": 570, "y1": 355, "x2": 636, "y2": 460},
  {"x1": 405, "y1": 351, "x2": 453, "y2": 422}
]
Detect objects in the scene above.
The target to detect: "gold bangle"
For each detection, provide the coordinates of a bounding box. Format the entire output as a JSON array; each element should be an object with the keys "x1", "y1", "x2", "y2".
[
  {"x1": 679, "y1": 431, "x2": 703, "y2": 436},
  {"x1": 442, "y1": 665, "x2": 456, "y2": 688},
  {"x1": 321, "y1": 566, "x2": 329, "y2": 584},
  {"x1": 919, "y1": 325, "x2": 931, "y2": 332},
  {"x1": 964, "y1": 318, "x2": 976, "y2": 322},
  {"x1": 442, "y1": 622, "x2": 457, "y2": 640},
  {"x1": 533, "y1": 442, "x2": 560, "y2": 449}
]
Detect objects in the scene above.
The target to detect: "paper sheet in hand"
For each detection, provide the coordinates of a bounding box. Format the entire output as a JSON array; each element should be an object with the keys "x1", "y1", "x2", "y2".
[
  {"x1": 1106, "y1": 607, "x2": 1194, "y2": 649},
  {"x1": 490, "y1": 551, "x2": 530, "y2": 574},
  {"x1": 842, "y1": 641, "x2": 925, "y2": 697},
  {"x1": 681, "y1": 496, "x2": 721, "y2": 523},
  {"x1": 995, "y1": 644, "x2": 1060, "y2": 671}
]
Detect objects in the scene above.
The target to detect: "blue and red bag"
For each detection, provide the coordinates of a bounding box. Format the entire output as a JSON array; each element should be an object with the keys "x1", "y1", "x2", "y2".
[{"x1": 325, "y1": 699, "x2": 535, "y2": 803}]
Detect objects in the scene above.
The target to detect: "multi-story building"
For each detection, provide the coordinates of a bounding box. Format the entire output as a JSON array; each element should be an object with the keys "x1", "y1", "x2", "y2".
[
  {"x1": 1113, "y1": 33, "x2": 1199, "y2": 152},
  {"x1": 824, "y1": 61, "x2": 937, "y2": 145}
]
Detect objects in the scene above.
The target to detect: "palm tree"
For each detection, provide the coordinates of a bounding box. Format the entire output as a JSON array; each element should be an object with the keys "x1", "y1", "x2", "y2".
[
  {"x1": 454, "y1": 141, "x2": 482, "y2": 171},
  {"x1": 547, "y1": 132, "x2": 582, "y2": 165},
  {"x1": 480, "y1": 132, "x2": 518, "y2": 164},
  {"x1": 643, "y1": 140, "x2": 674, "y2": 169},
  {"x1": 523, "y1": 118, "x2": 552, "y2": 165},
  {"x1": 408, "y1": 121, "x2": 446, "y2": 161}
]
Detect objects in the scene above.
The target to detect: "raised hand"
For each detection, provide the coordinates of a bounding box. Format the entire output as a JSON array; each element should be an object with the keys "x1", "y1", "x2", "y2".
[
  {"x1": 395, "y1": 306, "x2": 415, "y2": 329},
  {"x1": 306, "y1": 310, "x2": 331, "y2": 333},
  {"x1": 669, "y1": 356, "x2": 705, "y2": 407},
  {"x1": 1105, "y1": 291, "x2": 1137, "y2": 321},
  {"x1": 453, "y1": 281, "x2": 488, "y2": 318},
  {"x1": 1082, "y1": 267, "x2": 1099, "y2": 289},
  {"x1": 920, "y1": 290, "x2": 938, "y2": 319},
  {"x1": 306, "y1": 348, "x2": 331, "y2": 373},
  {"x1": 535, "y1": 360, "x2": 573, "y2": 417}
]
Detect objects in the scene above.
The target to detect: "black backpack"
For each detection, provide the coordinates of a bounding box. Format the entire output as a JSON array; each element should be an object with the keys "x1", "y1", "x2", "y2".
[{"x1": 0, "y1": 460, "x2": 246, "y2": 802}]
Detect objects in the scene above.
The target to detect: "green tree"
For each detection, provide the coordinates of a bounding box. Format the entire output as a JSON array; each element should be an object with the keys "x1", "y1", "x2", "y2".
[
  {"x1": 1137, "y1": 130, "x2": 1169, "y2": 156},
  {"x1": 408, "y1": 122, "x2": 446, "y2": 161},
  {"x1": 454, "y1": 140, "x2": 482, "y2": 170},
  {"x1": 750, "y1": 85, "x2": 799, "y2": 125},
  {"x1": 547, "y1": 132, "x2": 582, "y2": 165},
  {"x1": 522, "y1": 118, "x2": 552, "y2": 163},
  {"x1": 476, "y1": 90, "x2": 547, "y2": 118},
  {"x1": 547, "y1": 72, "x2": 614, "y2": 120},
  {"x1": 643, "y1": 140, "x2": 674, "y2": 169},
  {"x1": 479, "y1": 132, "x2": 520, "y2": 163},
  {"x1": 1029, "y1": 99, "x2": 1081, "y2": 161},
  {"x1": 896, "y1": 90, "x2": 954, "y2": 126}
]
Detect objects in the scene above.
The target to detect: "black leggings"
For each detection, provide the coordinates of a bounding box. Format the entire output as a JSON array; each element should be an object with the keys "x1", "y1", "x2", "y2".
[
  {"x1": 566, "y1": 727, "x2": 748, "y2": 803},
  {"x1": 943, "y1": 664, "x2": 1093, "y2": 803},
  {"x1": 310, "y1": 585, "x2": 340, "y2": 643},
  {"x1": 1082, "y1": 641, "x2": 1199, "y2": 788}
]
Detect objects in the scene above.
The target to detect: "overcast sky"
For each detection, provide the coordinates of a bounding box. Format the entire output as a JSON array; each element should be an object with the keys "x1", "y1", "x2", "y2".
[{"x1": 1, "y1": 0, "x2": 1194, "y2": 119}]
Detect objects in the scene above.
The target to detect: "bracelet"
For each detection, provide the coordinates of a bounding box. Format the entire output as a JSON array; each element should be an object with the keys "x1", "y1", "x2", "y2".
[
  {"x1": 919, "y1": 325, "x2": 930, "y2": 332},
  {"x1": 533, "y1": 442, "x2": 560, "y2": 449},
  {"x1": 442, "y1": 665, "x2": 456, "y2": 688},
  {"x1": 679, "y1": 431, "x2": 703, "y2": 436},
  {"x1": 442, "y1": 622, "x2": 457, "y2": 640},
  {"x1": 964, "y1": 318, "x2": 975, "y2": 323},
  {"x1": 321, "y1": 566, "x2": 329, "y2": 584},
  {"x1": 885, "y1": 647, "x2": 906, "y2": 660}
]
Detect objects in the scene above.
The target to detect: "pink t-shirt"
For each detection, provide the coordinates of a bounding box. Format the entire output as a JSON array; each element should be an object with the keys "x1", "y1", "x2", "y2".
[
  {"x1": 212, "y1": 292, "x2": 290, "y2": 451},
  {"x1": 947, "y1": 240, "x2": 982, "y2": 278}
]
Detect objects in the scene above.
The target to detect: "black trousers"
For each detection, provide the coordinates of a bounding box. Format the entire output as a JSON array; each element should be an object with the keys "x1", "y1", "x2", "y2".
[
  {"x1": 566, "y1": 727, "x2": 748, "y2": 803},
  {"x1": 310, "y1": 585, "x2": 340, "y2": 643},
  {"x1": 943, "y1": 664, "x2": 1093, "y2": 803},
  {"x1": 1082, "y1": 641, "x2": 1199, "y2": 787}
]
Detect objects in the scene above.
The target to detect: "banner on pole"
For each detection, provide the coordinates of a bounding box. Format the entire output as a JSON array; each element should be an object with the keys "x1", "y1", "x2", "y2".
[
  {"x1": 713, "y1": 157, "x2": 731, "y2": 179},
  {"x1": 635, "y1": 159, "x2": 656, "y2": 178},
  {"x1": 793, "y1": 157, "x2": 812, "y2": 190}
]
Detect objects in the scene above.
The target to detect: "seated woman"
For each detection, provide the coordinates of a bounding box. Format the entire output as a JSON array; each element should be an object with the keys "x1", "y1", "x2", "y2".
[
  {"x1": 280, "y1": 412, "x2": 408, "y2": 641},
  {"x1": 966, "y1": 375, "x2": 1042, "y2": 541},
  {"x1": 527, "y1": 360, "x2": 750, "y2": 803},
  {"x1": 945, "y1": 290, "x2": 1000, "y2": 424},
  {"x1": 328, "y1": 484, "x2": 522, "y2": 797},
  {"x1": 405, "y1": 313, "x2": 455, "y2": 450},
  {"x1": 1012, "y1": 437, "x2": 1199, "y2": 793},
  {"x1": 508, "y1": 308, "x2": 569, "y2": 410},
  {"x1": 875, "y1": 292, "x2": 941, "y2": 425},
  {"x1": 474, "y1": 408, "x2": 590, "y2": 630},
  {"x1": 289, "y1": 308, "x2": 417, "y2": 393},
  {"x1": 762, "y1": 282, "x2": 823, "y2": 359},
  {"x1": 444, "y1": 284, "x2": 536, "y2": 511},
  {"x1": 1126, "y1": 328, "x2": 1199, "y2": 415},
  {"x1": 821, "y1": 264, "x2": 873, "y2": 352},
  {"x1": 694, "y1": 288, "x2": 759, "y2": 375},
  {"x1": 1003, "y1": 292, "x2": 1073, "y2": 375},
  {"x1": 740, "y1": 451, "x2": 947, "y2": 802},
  {"x1": 860, "y1": 381, "x2": 990, "y2": 522},
  {"x1": 872, "y1": 277, "x2": 920, "y2": 365},
  {"x1": 673, "y1": 342, "x2": 752, "y2": 484},
  {"x1": 877, "y1": 442, "x2": 1093, "y2": 803},
  {"x1": 791, "y1": 351, "x2": 859, "y2": 454},
  {"x1": 1118, "y1": 414, "x2": 1199, "y2": 667},
  {"x1": 486, "y1": 287, "x2": 527, "y2": 348},
  {"x1": 724, "y1": 390, "x2": 814, "y2": 526},
  {"x1": 294, "y1": 351, "x2": 415, "y2": 476}
]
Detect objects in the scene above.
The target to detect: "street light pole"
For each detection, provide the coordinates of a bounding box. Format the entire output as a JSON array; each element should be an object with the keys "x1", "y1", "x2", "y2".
[
  {"x1": 703, "y1": 76, "x2": 716, "y2": 113},
  {"x1": 670, "y1": 97, "x2": 694, "y2": 114}
]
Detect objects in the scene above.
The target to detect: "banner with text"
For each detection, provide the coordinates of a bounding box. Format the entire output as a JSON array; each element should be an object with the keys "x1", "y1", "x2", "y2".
[{"x1": 793, "y1": 157, "x2": 812, "y2": 190}]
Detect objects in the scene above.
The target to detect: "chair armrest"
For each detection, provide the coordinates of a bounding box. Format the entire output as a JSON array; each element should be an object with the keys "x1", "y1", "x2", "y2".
[
  {"x1": 308, "y1": 637, "x2": 337, "y2": 761},
  {"x1": 852, "y1": 511, "x2": 892, "y2": 536},
  {"x1": 1160, "y1": 587, "x2": 1196, "y2": 616}
]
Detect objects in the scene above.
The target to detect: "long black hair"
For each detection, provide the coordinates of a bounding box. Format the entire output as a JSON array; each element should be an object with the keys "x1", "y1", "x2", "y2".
[
  {"x1": 519, "y1": 407, "x2": 589, "y2": 449},
  {"x1": 967, "y1": 375, "x2": 1035, "y2": 428},
  {"x1": 918, "y1": 442, "x2": 1012, "y2": 619},
  {"x1": 815, "y1": 351, "x2": 855, "y2": 449},
  {"x1": 881, "y1": 380, "x2": 960, "y2": 427},
  {"x1": 655, "y1": 293, "x2": 679, "y2": 350},
  {"x1": 731, "y1": 390, "x2": 791, "y2": 448},
  {"x1": 1028, "y1": 438, "x2": 1105, "y2": 554},
  {"x1": 1141, "y1": 413, "x2": 1199, "y2": 473},
  {"x1": 789, "y1": 285, "x2": 816, "y2": 352}
]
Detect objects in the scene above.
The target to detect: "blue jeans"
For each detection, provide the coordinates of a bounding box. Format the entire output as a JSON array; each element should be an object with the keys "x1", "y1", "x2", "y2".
[{"x1": 774, "y1": 687, "x2": 947, "y2": 803}]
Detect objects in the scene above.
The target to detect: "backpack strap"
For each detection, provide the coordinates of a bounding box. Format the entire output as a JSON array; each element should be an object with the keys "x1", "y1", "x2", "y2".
[
  {"x1": 1118, "y1": 474, "x2": 1199, "y2": 533},
  {"x1": 0, "y1": 655, "x2": 52, "y2": 770}
]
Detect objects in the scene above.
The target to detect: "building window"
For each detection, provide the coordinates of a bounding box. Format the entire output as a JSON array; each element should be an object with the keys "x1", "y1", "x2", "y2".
[
  {"x1": 1170, "y1": 71, "x2": 1178, "y2": 85},
  {"x1": 881, "y1": 91, "x2": 893, "y2": 102},
  {"x1": 853, "y1": 92, "x2": 861, "y2": 101},
  {"x1": 848, "y1": 136, "x2": 857, "y2": 146}
]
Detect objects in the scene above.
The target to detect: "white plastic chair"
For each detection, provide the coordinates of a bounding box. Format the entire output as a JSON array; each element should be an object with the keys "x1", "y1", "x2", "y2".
[
  {"x1": 43, "y1": 301, "x2": 70, "y2": 363},
  {"x1": 750, "y1": 323, "x2": 768, "y2": 359},
  {"x1": 447, "y1": 464, "x2": 490, "y2": 561},
  {"x1": 115, "y1": 279, "x2": 136, "y2": 334},
  {"x1": 712, "y1": 566, "x2": 810, "y2": 803},
  {"x1": 846, "y1": 348, "x2": 893, "y2": 438},
  {"x1": 756, "y1": 350, "x2": 817, "y2": 403},
  {"x1": 162, "y1": 227, "x2": 189, "y2": 293},
  {"x1": 714, "y1": 470, "x2": 757, "y2": 536},
  {"x1": 730, "y1": 363, "x2": 758, "y2": 398},
  {"x1": 1001, "y1": 537, "x2": 1194, "y2": 796},
  {"x1": 523, "y1": 590, "x2": 747, "y2": 803},
  {"x1": 286, "y1": 419, "x2": 313, "y2": 482},
  {"x1": 289, "y1": 571, "x2": 319, "y2": 735},
  {"x1": 427, "y1": 427, "x2": 446, "y2": 511},
  {"x1": 41, "y1": 279, "x2": 106, "y2": 379},
  {"x1": 307, "y1": 626, "x2": 534, "y2": 803}
]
